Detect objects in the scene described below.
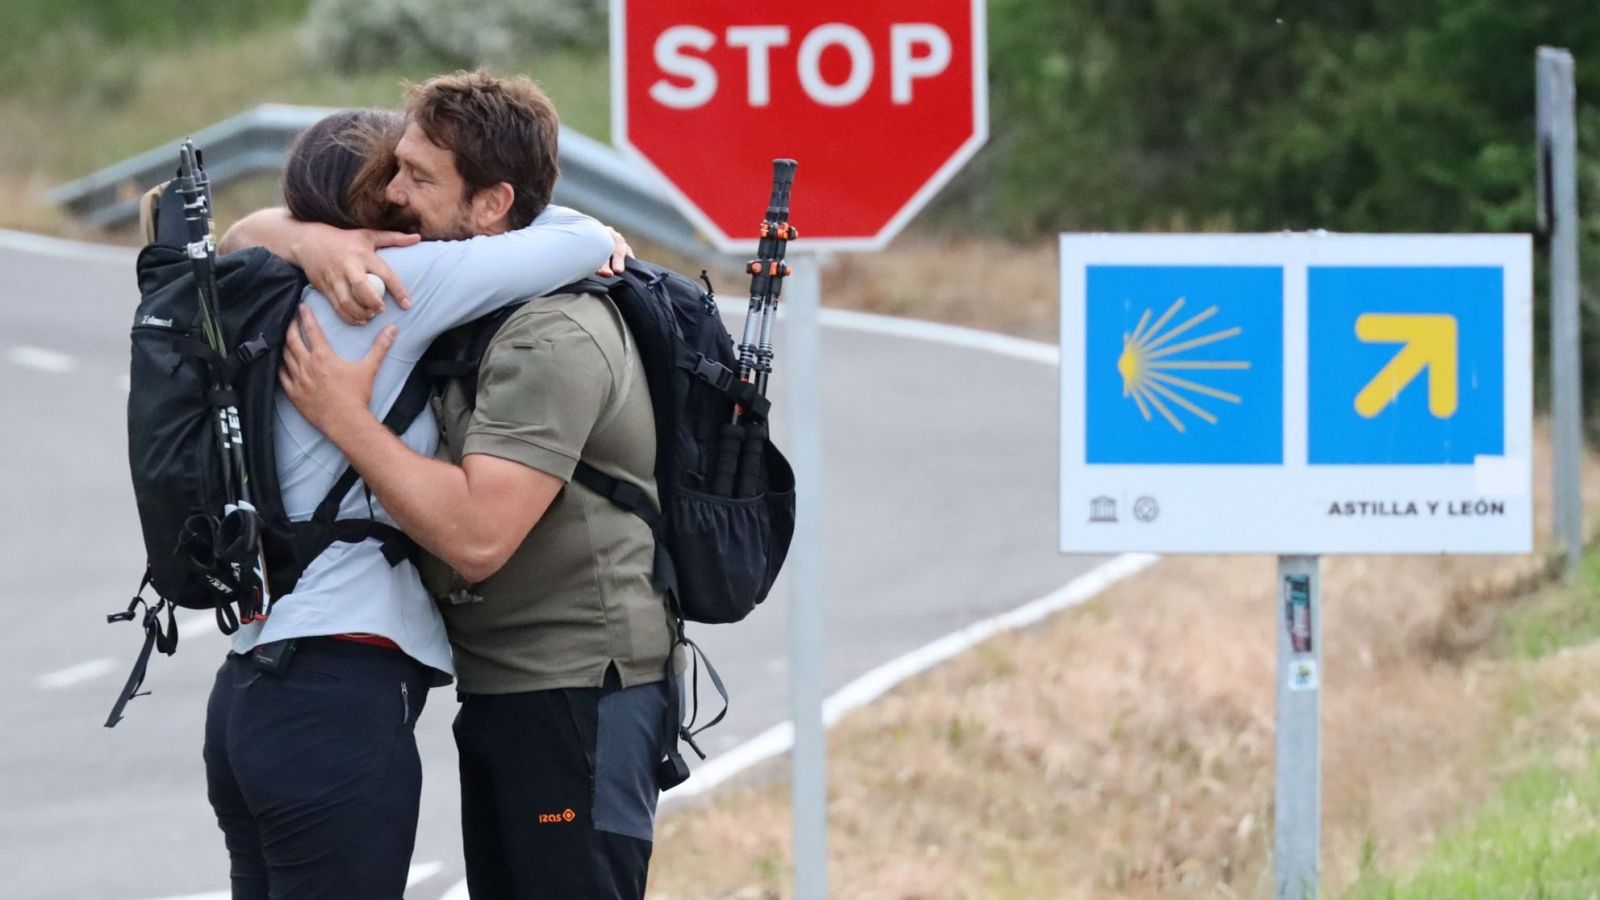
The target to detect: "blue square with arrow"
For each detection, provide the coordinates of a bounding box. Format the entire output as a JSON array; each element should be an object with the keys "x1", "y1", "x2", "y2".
[{"x1": 1308, "y1": 267, "x2": 1503, "y2": 465}]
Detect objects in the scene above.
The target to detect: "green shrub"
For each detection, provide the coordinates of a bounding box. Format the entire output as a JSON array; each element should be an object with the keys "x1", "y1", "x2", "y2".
[{"x1": 298, "y1": 0, "x2": 606, "y2": 74}]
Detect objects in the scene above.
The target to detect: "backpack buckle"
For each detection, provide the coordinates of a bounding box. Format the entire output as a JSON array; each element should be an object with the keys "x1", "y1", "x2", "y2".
[
  {"x1": 234, "y1": 334, "x2": 271, "y2": 365},
  {"x1": 690, "y1": 355, "x2": 734, "y2": 391}
]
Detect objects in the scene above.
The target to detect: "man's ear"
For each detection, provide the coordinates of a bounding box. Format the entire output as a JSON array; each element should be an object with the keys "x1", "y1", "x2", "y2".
[{"x1": 471, "y1": 182, "x2": 516, "y2": 234}]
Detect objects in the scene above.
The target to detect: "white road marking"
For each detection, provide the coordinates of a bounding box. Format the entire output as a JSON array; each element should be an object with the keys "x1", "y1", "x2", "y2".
[
  {"x1": 8, "y1": 345, "x2": 76, "y2": 373},
  {"x1": 38, "y1": 612, "x2": 222, "y2": 696},
  {"x1": 0, "y1": 228, "x2": 136, "y2": 264},
  {"x1": 134, "y1": 862, "x2": 444, "y2": 900},
  {"x1": 819, "y1": 307, "x2": 1058, "y2": 365},
  {"x1": 440, "y1": 880, "x2": 471, "y2": 900},
  {"x1": 718, "y1": 300, "x2": 1058, "y2": 366},
  {"x1": 662, "y1": 552, "x2": 1160, "y2": 804},
  {"x1": 117, "y1": 373, "x2": 131, "y2": 392},
  {"x1": 35, "y1": 657, "x2": 116, "y2": 690}
]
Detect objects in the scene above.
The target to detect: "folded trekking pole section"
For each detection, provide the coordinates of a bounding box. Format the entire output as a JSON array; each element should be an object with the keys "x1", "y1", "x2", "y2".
[
  {"x1": 175, "y1": 141, "x2": 274, "y2": 626},
  {"x1": 714, "y1": 159, "x2": 798, "y2": 499},
  {"x1": 109, "y1": 140, "x2": 284, "y2": 727}
]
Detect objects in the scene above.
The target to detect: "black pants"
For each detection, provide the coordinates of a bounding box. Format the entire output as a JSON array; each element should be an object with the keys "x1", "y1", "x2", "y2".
[
  {"x1": 203, "y1": 638, "x2": 431, "y2": 900},
  {"x1": 454, "y1": 674, "x2": 670, "y2": 900}
]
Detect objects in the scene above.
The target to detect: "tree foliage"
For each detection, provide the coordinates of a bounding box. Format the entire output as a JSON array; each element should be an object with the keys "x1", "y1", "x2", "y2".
[
  {"x1": 971, "y1": 0, "x2": 1598, "y2": 235},
  {"x1": 946, "y1": 0, "x2": 1600, "y2": 413}
]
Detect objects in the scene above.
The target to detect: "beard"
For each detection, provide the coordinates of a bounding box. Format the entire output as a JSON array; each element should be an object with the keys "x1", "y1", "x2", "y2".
[{"x1": 425, "y1": 206, "x2": 476, "y2": 241}]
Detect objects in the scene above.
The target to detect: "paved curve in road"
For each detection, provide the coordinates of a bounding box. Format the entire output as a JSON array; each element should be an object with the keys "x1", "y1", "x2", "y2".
[{"x1": 0, "y1": 231, "x2": 1105, "y2": 899}]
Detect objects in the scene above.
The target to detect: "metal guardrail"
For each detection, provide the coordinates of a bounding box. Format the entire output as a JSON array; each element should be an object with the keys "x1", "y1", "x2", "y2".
[{"x1": 46, "y1": 103, "x2": 713, "y2": 260}]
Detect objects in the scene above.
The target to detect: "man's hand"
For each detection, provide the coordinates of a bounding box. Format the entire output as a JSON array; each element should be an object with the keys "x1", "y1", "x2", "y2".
[
  {"x1": 294, "y1": 224, "x2": 420, "y2": 324},
  {"x1": 279, "y1": 306, "x2": 397, "y2": 437},
  {"x1": 597, "y1": 226, "x2": 633, "y2": 277}
]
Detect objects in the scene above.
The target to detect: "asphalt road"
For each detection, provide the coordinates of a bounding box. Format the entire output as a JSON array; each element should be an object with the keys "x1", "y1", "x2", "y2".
[{"x1": 0, "y1": 231, "x2": 1104, "y2": 899}]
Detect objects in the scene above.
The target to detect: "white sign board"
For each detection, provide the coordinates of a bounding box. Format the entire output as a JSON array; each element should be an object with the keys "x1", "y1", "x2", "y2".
[{"x1": 1059, "y1": 233, "x2": 1533, "y2": 555}]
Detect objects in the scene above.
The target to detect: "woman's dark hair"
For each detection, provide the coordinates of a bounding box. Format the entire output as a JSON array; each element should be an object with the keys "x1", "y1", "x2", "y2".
[{"x1": 282, "y1": 108, "x2": 407, "y2": 230}]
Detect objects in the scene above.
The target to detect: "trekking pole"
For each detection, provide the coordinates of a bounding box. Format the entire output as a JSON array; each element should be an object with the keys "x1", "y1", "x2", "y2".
[
  {"x1": 715, "y1": 160, "x2": 798, "y2": 496},
  {"x1": 743, "y1": 159, "x2": 798, "y2": 404},
  {"x1": 177, "y1": 140, "x2": 272, "y2": 621}
]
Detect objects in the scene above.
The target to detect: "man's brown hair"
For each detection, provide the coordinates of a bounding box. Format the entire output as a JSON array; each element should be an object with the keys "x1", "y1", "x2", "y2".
[{"x1": 406, "y1": 70, "x2": 560, "y2": 230}]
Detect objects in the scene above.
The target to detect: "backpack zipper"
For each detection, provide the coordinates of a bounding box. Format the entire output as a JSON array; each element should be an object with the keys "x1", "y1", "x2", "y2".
[{"x1": 400, "y1": 681, "x2": 411, "y2": 724}]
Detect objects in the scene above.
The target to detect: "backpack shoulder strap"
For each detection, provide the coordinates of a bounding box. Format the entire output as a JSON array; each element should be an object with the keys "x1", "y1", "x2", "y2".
[
  {"x1": 423, "y1": 300, "x2": 533, "y2": 411},
  {"x1": 292, "y1": 358, "x2": 437, "y2": 570}
]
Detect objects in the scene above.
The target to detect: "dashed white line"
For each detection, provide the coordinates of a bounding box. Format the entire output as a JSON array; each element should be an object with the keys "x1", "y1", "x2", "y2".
[
  {"x1": 38, "y1": 611, "x2": 224, "y2": 695},
  {"x1": 8, "y1": 345, "x2": 76, "y2": 373},
  {"x1": 35, "y1": 657, "x2": 117, "y2": 690}
]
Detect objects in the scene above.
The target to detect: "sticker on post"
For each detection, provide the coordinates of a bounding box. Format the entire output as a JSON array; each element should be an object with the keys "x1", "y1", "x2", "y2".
[{"x1": 1287, "y1": 659, "x2": 1319, "y2": 692}]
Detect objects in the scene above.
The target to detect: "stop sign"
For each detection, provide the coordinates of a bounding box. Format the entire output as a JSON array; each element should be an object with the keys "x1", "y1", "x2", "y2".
[{"x1": 612, "y1": 0, "x2": 988, "y2": 252}]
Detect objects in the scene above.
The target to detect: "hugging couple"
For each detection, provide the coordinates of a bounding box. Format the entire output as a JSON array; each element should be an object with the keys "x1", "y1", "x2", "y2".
[{"x1": 205, "y1": 70, "x2": 680, "y2": 899}]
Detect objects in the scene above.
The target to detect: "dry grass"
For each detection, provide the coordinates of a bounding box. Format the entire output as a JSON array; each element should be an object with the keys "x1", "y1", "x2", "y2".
[
  {"x1": 824, "y1": 236, "x2": 1059, "y2": 341},
  {"x1": 646, "y1": 420, "x2": 1600, "y2": 899}
]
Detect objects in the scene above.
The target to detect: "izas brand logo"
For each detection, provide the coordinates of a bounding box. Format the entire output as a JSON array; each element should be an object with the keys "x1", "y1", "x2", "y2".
[{"x1": 537, "y1": 808, "x2": 578, "y2": 824}]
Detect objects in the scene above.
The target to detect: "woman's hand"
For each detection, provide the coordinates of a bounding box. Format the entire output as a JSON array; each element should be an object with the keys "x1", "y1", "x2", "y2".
[
  {"x1": 597, "y1": 226, "x2": 633, "y2": 277},
  {"x1": 294, "y1": 224, "x2": 419, "y2": 324}
]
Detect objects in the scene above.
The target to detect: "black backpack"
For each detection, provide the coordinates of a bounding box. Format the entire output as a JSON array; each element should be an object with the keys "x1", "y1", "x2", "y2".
[
  {"x1": 428, "y1": 258, "x2": 796, "y2": 785},
  {"x1": 108, "y1": 184, "x2": 434, "y2": 727}
]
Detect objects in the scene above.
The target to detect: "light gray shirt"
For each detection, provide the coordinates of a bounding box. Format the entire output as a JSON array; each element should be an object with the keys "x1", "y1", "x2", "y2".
[{"x1": 229, "y1": 205, "x2": 613, "y2": 679}]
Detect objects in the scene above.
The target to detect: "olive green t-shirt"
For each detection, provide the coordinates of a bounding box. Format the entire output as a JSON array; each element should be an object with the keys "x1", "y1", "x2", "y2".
[{"x1": 422, "y1": 293, "x2": 678, "y2": 693}]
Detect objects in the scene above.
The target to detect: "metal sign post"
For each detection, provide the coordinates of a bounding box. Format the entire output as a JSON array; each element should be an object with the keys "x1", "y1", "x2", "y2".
[
  {"x1": 1274, "y1": 555, "x2": 1322, "y2": 899},
  {"x1": 1537, "y1": 47, "x2": 1583, "y2": 578},
  {"x1": 784, "y1": 254, "x2": 828, "y2": 899}
]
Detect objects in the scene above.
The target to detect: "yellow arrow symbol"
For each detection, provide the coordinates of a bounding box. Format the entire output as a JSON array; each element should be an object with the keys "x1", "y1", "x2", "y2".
[{"x1": 1353, "y1": 314, "x2": 1458, "y2": 418}]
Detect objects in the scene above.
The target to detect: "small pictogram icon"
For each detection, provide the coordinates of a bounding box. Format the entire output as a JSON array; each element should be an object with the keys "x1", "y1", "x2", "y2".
[
  {"x1": 1090, "y1": 496, "x2": 1118, "y2": 523},
  {"x1": 1133, "y1": 497, "x2": 1160, "y2": 522}
]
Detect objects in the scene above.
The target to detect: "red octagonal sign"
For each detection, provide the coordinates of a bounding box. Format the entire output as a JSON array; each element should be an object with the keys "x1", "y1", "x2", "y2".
[{"x1": 612, "y1": 0, "x2": 988, "y2": 253}]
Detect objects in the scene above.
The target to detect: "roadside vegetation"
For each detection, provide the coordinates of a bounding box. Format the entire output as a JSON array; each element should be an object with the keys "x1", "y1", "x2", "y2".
[
  {"x1": 645, "y1": 425, "x2": 1600, "y2": 897},
  {"x1": 1343, "y1": 551, "x2": 1600, "y2": 898}
]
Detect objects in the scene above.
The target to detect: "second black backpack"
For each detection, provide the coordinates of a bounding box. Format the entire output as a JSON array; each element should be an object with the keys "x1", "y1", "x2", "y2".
[{"x1": 432, "y1": 258, "x2": 796, "y2": 627}]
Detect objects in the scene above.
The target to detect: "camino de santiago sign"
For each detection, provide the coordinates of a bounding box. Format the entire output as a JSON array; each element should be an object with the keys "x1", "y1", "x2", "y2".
[{"x1": 1059, "y1": 234, "x2": 1533, "y2": 555}]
